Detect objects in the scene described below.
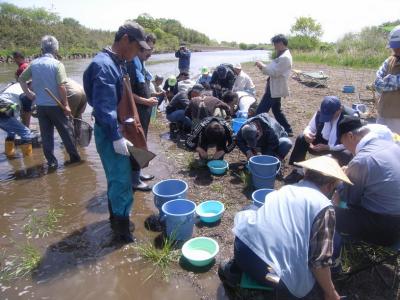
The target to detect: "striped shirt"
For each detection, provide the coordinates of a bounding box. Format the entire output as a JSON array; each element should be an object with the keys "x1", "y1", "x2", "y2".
[{"x1": 374, "y1": 56, "x2": 400, "y2": 93}]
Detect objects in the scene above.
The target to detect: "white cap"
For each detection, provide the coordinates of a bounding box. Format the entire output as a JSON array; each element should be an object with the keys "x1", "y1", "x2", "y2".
[{"x1": 233, "y1": 63, "x2": 242, "y2": 69}]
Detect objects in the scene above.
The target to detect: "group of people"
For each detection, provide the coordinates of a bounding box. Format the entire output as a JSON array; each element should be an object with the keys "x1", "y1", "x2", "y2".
[{"x1": 2, "y1": 18, "x2": 400, "y2": 299}]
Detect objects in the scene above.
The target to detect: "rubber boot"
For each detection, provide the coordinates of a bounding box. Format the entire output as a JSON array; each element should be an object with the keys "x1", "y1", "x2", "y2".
[
  {"x1": 21, "y1": 143, "x2": 33, "y2": 157},
  {"x1": 112, "y1": 216, "x2": 135, "y2": 244},
  {"x1": 5, "y1": 140, "x2": 15, "y2": 158}
]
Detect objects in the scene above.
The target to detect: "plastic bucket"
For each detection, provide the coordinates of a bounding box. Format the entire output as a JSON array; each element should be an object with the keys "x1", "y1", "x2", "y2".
[
  {"x1": 251, "y1": 189, "x2": 274, "y2": 207},
  {"x1": 232, "y1": 118, "x2": 246, "y2": 134},
  {"x1": 248, "y1": 155, "x2": 280, "y2": 189},
  {"x1": 161, "y1": 199, "x2": 196, "y2": 241},
  {"x1": 152, "y1": 179, "x2": 188, "y2": 216}
]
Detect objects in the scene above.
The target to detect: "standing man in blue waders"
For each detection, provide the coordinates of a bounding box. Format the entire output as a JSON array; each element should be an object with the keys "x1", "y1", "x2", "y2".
[
  {"x1": 175, "y1": 43, "x2": 191, "y2": 74},
  {"x1": 83, "y1": 21, "x2": 150, "y2": 243}
]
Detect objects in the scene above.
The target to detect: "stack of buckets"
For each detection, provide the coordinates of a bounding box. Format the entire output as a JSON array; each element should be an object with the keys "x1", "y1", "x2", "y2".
[
  {"x1": 152, "y1": 179, "x2": 196, "y2": 242},
  {"x1": 248, "y1": 155, "x2": 281, "y2": 189}
]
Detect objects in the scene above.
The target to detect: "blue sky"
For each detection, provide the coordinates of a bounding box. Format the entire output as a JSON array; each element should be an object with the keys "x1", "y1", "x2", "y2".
[{"x1": 7, "y1": 0, "x2": 400, "y2": 43}]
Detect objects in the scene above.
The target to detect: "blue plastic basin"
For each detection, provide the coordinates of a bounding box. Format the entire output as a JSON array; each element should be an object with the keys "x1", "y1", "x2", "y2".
[
  {"x1": 196, "y1": 200, "x2": 225, "y2": 223},
  {"x1": 343, "y1": 85, "x2": 355, "y2": 93},
  {"x1": 232, "y1": 118, "x2": 246, "y2": 134},
  {"x1": 207, "y1": 160, "x2": 228, "y2": 175},
  {"x1": 251, "y1": 188, "x2": 274, "y2": 207}
]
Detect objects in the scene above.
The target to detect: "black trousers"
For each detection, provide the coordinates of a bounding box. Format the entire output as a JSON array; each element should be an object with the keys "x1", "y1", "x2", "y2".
[
  {"x1": 37, "y1": 106, "x2": 80, "y2": 165},
  {"x1": 335, "y1": 206, "x2": 400, "y2": 247},
  {"x1": 288, "y1": 134, "x2": 353, "y2": 166},
  {"x1": 137, "y1": 104, "x2": 152, "y2": 137},
  {"x1": 256, "y1": 82, "x2": 292, "y2": 134}
]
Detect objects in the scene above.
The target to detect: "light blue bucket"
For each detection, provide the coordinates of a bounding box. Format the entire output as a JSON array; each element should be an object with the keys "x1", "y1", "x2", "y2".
[
  {"x1": 251, "y1": 189, "x2": 274, "y2": 207},
  {"x1": 232, "y1": 118, "x2": 247, "y2": 134},
  {"x1": 248, "y1": 155, "x2": 280, "y2": 189},
  {"x1": 152, "y1": 179, "x2": 188, "y2": 216},
  {"x1": 161, "y1": 199, "x2": 196, "y2": 241}
]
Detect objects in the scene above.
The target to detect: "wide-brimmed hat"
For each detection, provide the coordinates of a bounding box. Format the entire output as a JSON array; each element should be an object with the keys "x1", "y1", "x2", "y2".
[{"x1": 294, "y1": 155, "x2": 352, "y2": 185}]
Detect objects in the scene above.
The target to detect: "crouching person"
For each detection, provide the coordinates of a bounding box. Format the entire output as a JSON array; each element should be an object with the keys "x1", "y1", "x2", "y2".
[
  {"x1": 0, "y1": 90, "x2": 33, "y2": 157},
  {"x1": 236, "y1": 113, "x2": 292, "y2": 160},
  {"x1": 219, "y1": 155, "x2": 348, "y2": 300},
  {"x1": 185, "y1": 117, "x2": 235, "y2": 160}
]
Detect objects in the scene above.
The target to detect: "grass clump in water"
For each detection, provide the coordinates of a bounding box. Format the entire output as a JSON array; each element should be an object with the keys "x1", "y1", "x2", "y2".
[
  {"x1": 135, "y1": 237, "x2": 180, "y2": 281},
  {"x1": 0, "y1": 243, "x2": 41, "y2": 282},
  {"x1": 23, "y1": 208, "x2": 64, "y2": 238}
]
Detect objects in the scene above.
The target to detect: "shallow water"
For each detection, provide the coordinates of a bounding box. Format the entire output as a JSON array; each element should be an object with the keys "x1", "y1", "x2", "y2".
[{"x1": 0, "y1": 50, "x2": 269, "y2": 299}]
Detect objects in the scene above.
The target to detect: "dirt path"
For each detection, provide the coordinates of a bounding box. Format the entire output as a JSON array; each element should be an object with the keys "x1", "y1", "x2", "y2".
[{"x1": 141, "y1": 62, "x2": 398, "y2": 300}]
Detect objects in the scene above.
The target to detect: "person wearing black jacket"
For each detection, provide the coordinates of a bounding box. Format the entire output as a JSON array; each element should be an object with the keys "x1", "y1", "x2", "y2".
[
  {"x1": 210, "y1": 64, "x2": 236, "y2": 98},
  {"x1": 236, "y1": 113, "x2": 292, "y2": 160}
]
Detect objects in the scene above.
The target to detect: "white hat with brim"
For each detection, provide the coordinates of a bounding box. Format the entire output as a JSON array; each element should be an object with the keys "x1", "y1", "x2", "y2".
[{"x1": 294, "y1": 155, "x2": 353, "y2": 185}]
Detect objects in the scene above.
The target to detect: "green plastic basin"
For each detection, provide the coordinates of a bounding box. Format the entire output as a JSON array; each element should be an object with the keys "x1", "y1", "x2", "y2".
[{"x1": 181, "y1": 237, "x2": 219, "y2": 267}]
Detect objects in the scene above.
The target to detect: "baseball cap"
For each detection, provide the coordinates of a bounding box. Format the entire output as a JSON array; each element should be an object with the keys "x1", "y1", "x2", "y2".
[
  {"x1": 388, "y1": 25, "x2": 400, "y2": 49},
  {"x1": 190, "y1": 84, "x2": 205, "y2": 93},
  {"x1": 337, "y1": 115, "x2": 364, "y2": 141},
  {"x1": 241, "y1": 123, "x2": 258, "y2": 148},
  {"x1": 320, "y1": 96, "x2": 341, "y2": 122},
  {"x1": 117, "y1": 21, "x2": 150, "y2": 50},
  {"x1": 201, "y1": 66, "x2": 209, "y2": 75},
  {"x1": 233, "y1": 63, "x2": 242, "y2": 69},
  {"x1": 167, "y1": 75, "x2": 177, "y2": 86}
]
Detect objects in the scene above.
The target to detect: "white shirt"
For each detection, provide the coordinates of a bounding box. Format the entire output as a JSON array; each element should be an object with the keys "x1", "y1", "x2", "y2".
[
  {"x1": 236, "y1": 91, "x2": 256, "y2": 118},
  {"x1": 0, "y1": 83, "x2": 23, "y2": 105},
  {"x1": 304, "y1": 112, "x2": 344, "y2": 151},
  {"x1": 232, "y1": 70, "x2": 255, "y2": 95}
]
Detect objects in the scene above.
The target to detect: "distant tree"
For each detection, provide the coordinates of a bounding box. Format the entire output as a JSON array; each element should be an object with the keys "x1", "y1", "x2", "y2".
[{"x1": 290, "y1": 16, "x2": 323, "y2": 39}]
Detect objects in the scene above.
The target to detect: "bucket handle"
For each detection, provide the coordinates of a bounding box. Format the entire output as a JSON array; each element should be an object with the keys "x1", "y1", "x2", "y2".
[{"x1": 247, "y1": 160, "x2": 281, "y2": 177}]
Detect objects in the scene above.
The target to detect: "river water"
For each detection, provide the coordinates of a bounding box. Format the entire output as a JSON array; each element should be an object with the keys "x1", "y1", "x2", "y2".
[{"x1": 0, "y1": 50, "x2": 269, "y2": 300}]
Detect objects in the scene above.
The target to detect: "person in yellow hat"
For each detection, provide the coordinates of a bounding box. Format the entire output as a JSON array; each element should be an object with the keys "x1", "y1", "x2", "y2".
[{"x1": 219, "y1": 155, "x2": 348, "y2": 300}]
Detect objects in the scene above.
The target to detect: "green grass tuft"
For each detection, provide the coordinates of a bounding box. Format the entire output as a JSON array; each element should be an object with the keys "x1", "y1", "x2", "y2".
[
  {"x1": 134, "y1": 237, "x2": 180, "y2": 281},
  {"x1": 23, "y1": 208, "x2": 64, "y2": 238},
  {"x1": 0, "y1": 243, "x2": 41, "y2": 282}
]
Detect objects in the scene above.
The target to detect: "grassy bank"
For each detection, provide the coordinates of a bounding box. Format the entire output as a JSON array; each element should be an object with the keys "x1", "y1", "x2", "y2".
[{"x1": 292, "y1": 50, "x2": 389, "y2": 69}]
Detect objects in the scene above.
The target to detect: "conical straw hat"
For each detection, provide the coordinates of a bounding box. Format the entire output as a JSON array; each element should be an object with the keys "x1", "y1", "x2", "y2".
[{"x1": 294, "y1": 155, "x2": 352, "y2": 185}]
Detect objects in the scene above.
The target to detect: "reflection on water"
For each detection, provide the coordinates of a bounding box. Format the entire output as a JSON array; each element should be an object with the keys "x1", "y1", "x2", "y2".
[{"x1": 0, "y1": 51, "x2": 263, "y2": 299}]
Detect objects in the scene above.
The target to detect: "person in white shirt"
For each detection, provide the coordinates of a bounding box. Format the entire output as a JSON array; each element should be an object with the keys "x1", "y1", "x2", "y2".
[
  {"x1": 255, "y1": 34, "x2": 293, "y2": 136},
  {"x1": 284, "y1": 96, "x2": 359, "y2": 184},
  {"x1": 232, "y1": 63, "x2": 256, "y2": 95}
]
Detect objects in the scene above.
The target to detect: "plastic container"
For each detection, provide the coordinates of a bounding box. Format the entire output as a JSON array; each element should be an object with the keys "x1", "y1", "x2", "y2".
[
  {"x1": 181, "y1": 237, "x2": 219, "y2": 267},
  {"x1": 161, "y1": 199, "x2": 196, "y2": 241},
  {"x1": 196, "y1": 200, "x2": 225, "y2": 223},
  {"x1": 352, "y1": 103, "x2": 368, "y2": 115},
  {"x1": 152, "y1": 179, "x2": 188, "y2": 215},
  {"x1": 207, "y1": 160, "x2": 229, "y2": 175},
  {"x1": 232, "y1": 118, "x2": 247, "y2": 134},
  {"x1": 342, "y1": 85, "x2": 355, "y2": 93},
  {"x1": 251, "y1": 189, "x2": 274, "y2": 207},
  {"x1": 248, "y1": 155, "x2": 280, "y2": 189}
]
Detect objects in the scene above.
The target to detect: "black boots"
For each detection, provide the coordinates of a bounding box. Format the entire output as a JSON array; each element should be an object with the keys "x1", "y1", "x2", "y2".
[{"x1": 110, "y1": 216, "x2": 136, "y2": 244}]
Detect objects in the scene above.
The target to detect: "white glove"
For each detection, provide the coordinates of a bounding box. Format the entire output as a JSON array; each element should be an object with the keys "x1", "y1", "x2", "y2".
[{"x1": 113, "y1": 138, "x2": 133, "y2": 156}]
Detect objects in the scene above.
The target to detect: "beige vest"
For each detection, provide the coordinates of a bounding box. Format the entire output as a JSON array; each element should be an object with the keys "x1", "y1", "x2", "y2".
[{"x1": 378, "y1": 56, "x2": 400, "y2": 118}]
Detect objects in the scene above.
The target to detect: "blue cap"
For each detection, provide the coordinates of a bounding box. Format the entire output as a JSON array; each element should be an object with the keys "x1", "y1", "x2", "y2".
[{"x1": 320, "y1": 96, "x2": 341, "y2": 122}]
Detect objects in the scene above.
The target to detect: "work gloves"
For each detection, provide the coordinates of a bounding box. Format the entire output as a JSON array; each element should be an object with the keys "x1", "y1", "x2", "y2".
[{"x1": 113, "y1": 138, "x2": 133, "y2": 156}]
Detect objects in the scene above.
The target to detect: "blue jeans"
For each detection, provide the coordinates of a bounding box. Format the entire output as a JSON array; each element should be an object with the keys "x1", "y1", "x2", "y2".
[
  {"x1": 0, "y1": 116, "x2": 32, "y2": 142},
  {"x1": 277, "y1": 137, "x2": 293, "y2": 159},
  {"x1": 94, "y1": 124, "x2": 133, "y2": 217},
  {"x1": 256, "y1": 83, "x2": 293, "y2": 134},
  {"x1": 166, "y1": 110, "x2": 192, "y2": 128}
]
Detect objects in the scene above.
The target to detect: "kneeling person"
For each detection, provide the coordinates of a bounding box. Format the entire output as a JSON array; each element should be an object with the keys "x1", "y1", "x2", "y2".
[
  {"x1": 237, "y1": 113, "x2": 292, "y2": 160},
  {"x1": 185, "y1": 117, "x2": 235, "y2": 160}
]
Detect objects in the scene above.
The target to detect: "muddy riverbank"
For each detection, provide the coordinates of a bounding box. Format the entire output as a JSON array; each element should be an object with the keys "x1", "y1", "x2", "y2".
[{"x1": 0, "y1": 62, "x2": 398, "y2": 300}]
